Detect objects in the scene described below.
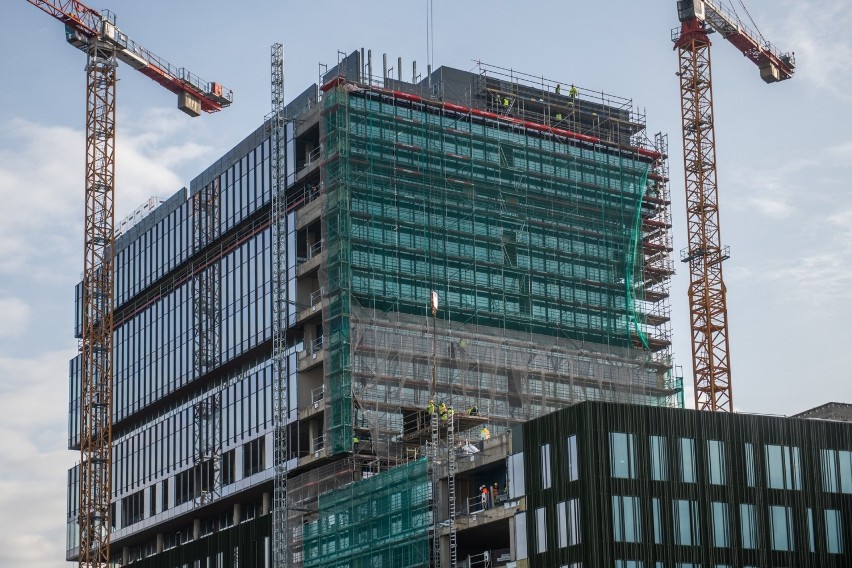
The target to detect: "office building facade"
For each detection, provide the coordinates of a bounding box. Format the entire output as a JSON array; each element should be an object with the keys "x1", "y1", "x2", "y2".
[{"x1": 517, "y1": 401, "x2": 852, "y2": 567}]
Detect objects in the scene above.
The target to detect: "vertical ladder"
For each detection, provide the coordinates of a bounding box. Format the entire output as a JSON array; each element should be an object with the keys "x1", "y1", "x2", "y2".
[
  {"x1": 447, "y1": 415, "x2": 457, "y2": 568},
  {"x1": 270, "y1": 43, "x2": 289, "y2": 568},
  {"x1": 430, "y1": 411, "x2": 440, "y2": 567}
]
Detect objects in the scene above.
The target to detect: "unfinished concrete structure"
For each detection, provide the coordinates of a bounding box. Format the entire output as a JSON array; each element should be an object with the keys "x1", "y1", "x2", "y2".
[{"x1": 65, "y1": 50, "x2": 680, "y2": 567}]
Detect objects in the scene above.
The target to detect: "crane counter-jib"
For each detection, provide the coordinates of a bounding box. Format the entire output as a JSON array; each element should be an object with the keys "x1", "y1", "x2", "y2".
[
  {"x1": 57, "y1": 3, "x2": 233, "y2": 114},
  {"x1": 676, "y1": 0, "x2": 795, "y2": 82}
]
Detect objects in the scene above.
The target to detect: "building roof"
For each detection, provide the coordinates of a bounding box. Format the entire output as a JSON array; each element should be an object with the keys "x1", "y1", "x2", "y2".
[{"x1": 792, "y1": 401, "x2": 852, "y2": 422}]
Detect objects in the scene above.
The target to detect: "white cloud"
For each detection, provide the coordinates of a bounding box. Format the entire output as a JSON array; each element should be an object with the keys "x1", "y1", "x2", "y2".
[
  {"x1": 780, "y1": 0, "x2": 852, "y2": 102},
  {"x1": 0, "y1": 296, "x2": 31, "y2": 337},
  {"x1": 0, "y1": 113, "x2": 216, "y2": 283},
  {"x1": 0, "y1": 348, "x2": 77, "y2": 568}
]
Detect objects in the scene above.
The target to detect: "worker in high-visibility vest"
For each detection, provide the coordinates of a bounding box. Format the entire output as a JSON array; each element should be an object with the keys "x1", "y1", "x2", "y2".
[
  {"x1": 569, "y1": 84, "x2": 579, "y2": 99},
  {"x1": 426, "y1": 399, "x2": 435, "y2": 415},
  {"x1": 479, "y1": 425, "x2": 491, "y2": 440}
]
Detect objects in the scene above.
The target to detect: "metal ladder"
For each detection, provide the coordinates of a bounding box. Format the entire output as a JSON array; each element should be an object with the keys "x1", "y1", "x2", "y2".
[
  {"x1": 430, "y1": 411, "x2": 441, "y2": 567},
  {"x1": 447, "y1": 414, "x2": 457, "y2": 568},
  {"x1": 270, "y1": 42, "x2": 289, "y2": 568}
]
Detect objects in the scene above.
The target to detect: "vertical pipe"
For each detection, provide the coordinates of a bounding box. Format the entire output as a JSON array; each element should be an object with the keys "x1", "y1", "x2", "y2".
[
  {"x1": 383, "y1": 53, "x2": 388, "y2": 83},
  {"x1": 427, "y1": 64, "x2": 433, "y2": 90},
  {"x1": 398, "y1": 57, "x2": 402, "y2": 81},
  {"x1": 412, "y1": 61, "x2": 417, "y2": 84},
  {"x1": 368, "y1": 49, "x2": 372, "y2": 84},
  {"x1": 360, "y1": 48, "x2": 365, "y2": 81}
]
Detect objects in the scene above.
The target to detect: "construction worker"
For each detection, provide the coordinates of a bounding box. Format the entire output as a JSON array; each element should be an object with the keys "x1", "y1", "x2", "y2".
[
  {"x1": 555, "y1": 83, "x2": 561, "y2": 95},
  {"x1": 491, "y1": 483, "x2": 499, "y2": 506},
  {"x1": 480, "y1": 485, "x2": 489, "y2": 511},
  {"x1": 468, "y1": 404, "x2": 479, "y2": 416},
  {"x1": 446, "y1": 407, "x2": 454, "y2": 420},
  {"x1": 438, "y1": 401, "x2": 448, "y2": 420},
  {"x1": 479, "y1": 425, "x2": 491, "y2": 441},
  {"x1": 555, "y1": 112, "x2": 563, "y2": 122},
  {"x1": 426, "y1": 399, "x2": 435, "y2": 415},
  {"x1": 569, "y1": 84, "x2": 579, "y2": 99}
]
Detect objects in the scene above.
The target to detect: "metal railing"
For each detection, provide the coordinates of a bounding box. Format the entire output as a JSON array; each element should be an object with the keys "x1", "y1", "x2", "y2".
[
  {"x1": 311, "y1": 385, "x2": 325, "y2": 405},
  {"x1": 309, "y1": 287, "x2": 324, "y2": 310}
]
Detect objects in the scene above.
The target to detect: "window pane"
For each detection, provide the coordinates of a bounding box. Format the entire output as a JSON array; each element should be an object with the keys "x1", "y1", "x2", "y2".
[
  {"x1": 822, "y1": 449, "x2": 838, "y2": 493},
  {"x1": 557, "y1": 501, "x2": 568, "y2": 548},
  {"x1": 673, "y1": 499, "x2": 699, "y2": 546},
  {"x1": 707, "y1": 440, "x2": 726, "y2": 485},
  {"x1": 740, "y1": 504, "x2": 758, "y2": 549},
  {"x1": 770, "y1": 505, "x2": 794, "y2": 551},
  {"x1": 536, "y1": 506, "x2": 547, "y2": 553},
  {"x1": 567, "y1": 498, "x2": 580, "y2": 546},
  {"x1": 650, "y1": 436, "x2": 667, "y2": 481},
  {"x1": 652, "y1": 498, "x2": 662, "y2": 544},
  {"x1": 610, "y1": 433, "x2": 637, "y2": 479},
  {"x1": 826, "y1": 509, "x2": 843, "y2": 554},
  {"x1": 765, "y1": 444, "x2": 801, "y2": 490},
  {"x1": 745, "y1": 443, "x2": 756, "y2": 487},
  {"x1": 840, "y1": 450, "x2": 852, "y2": 493},
  {"x1": 613, "y1": 496, "x2": 641, "y2": 543},
  {"x1": 566, "y1": 434, "x2": 579, "y2": 481},
  {"x1": 711, "y1": 502, "x2": 729, "y2": 547},
  {"x1": 807, "y1": 508, "x2": 815, "y2": 552},
  {"x1": 679, "y1": 438, "x2": 696, "y2": 483},
  {"x1": 541, "y1": 444, "x2": 552, "y2": 490}
]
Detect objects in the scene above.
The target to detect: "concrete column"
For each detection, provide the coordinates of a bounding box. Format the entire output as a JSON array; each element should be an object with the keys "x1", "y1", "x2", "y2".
[
  {"x1": 262, "y1": 492, "x2": 271, "y2": 516},
  {"x1": 122, "y1": 546, "x2": 129, "y2": 566},
  {"x1": 233, "y1": 503, "x2": 242, "y2": 525},
  {"x1": 193, "y1": 518, "x2": 201, "y2": 540},
  {"x1": 156, "y1": 533, "x2": 164, "y2": 553}
]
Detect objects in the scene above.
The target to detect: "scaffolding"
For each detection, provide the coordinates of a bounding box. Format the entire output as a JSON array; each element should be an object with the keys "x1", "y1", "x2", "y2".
[
  {"x1": 301, "y1": 458, "x2": 431, "y2": 568},
  {"x1": 290, "y1": 61, "x2": 679, "y2": 567}
]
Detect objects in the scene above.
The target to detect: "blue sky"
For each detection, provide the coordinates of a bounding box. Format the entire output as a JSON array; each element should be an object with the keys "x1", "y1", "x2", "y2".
[{"x1": 1, "y1": 1, "x2": 850, "y2": 566}]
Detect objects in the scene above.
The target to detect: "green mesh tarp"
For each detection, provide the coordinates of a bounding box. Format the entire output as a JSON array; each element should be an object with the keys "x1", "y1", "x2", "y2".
[{"x1": 303, "y1": 458, "x2": 431, "y2": 568}]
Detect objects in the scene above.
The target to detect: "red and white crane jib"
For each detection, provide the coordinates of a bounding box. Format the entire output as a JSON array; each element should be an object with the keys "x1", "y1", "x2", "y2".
[
  {"x1": 27, "y1": 0, "x2": 233, "y2": 115},
  {"x1": 677, "y1": 0, "x2": 795, "y2": 83}
]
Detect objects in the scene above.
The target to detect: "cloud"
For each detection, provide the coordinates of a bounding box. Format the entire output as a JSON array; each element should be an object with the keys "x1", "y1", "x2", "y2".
[
  {"x1": 0, "y1": 296, "x2": 31, "y2": 337},
  {"x1": 779, "y1": 0, "x2": 852, "y2": 102},
  {"x1": 0, "y1": 348, "x2": 77, "y2": 568},
  {"x1": 0, "y1": 113, "x2": 216, "y2": 283}
]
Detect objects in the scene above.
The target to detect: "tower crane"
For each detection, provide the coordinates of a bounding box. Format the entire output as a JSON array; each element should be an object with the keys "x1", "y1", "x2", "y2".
[
  {"x1": 24, "y1": 2, "x2": 232, "y2": 566},
  {"x1": 674, "y1": 0, "x2": 794, "y2": 412}
]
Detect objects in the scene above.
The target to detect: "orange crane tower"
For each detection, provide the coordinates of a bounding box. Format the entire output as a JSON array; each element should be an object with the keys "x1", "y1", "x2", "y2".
[
  {"x1": 24, "y1": 2, "x2": 232, "y2": 566},
  {"x1": 674, "y1": 0, "x2": 794, "y2": 412}
]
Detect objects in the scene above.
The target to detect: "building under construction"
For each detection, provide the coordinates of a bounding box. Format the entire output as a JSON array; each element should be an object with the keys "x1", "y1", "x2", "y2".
[{"x1": 65, "y1": 51, "x2": 681, "y2": 567}]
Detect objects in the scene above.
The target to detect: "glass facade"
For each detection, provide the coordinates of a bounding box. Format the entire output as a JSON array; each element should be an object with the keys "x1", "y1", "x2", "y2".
[{"x1": 66, "y1": 124, "x2": 289, "y2": 559}]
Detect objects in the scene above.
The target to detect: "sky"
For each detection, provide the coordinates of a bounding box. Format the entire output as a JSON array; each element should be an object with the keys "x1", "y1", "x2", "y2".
[{"x1": 0, "y1": 0, "x2": 849, "y2": 566}]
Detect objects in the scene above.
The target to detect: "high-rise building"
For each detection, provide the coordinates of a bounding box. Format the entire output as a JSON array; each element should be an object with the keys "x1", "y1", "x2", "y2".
[{"x1": 65, "y1": 51, "x2": 679, "y2": 567}]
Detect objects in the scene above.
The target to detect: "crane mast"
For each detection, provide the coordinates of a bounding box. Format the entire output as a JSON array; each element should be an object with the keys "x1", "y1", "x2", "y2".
[
  {"x1": 674, "y1": 0, "x2": 794, "y2": 412},
  {"x1": 24, "y1": 2, "x2": 232, "y2": 566}
]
